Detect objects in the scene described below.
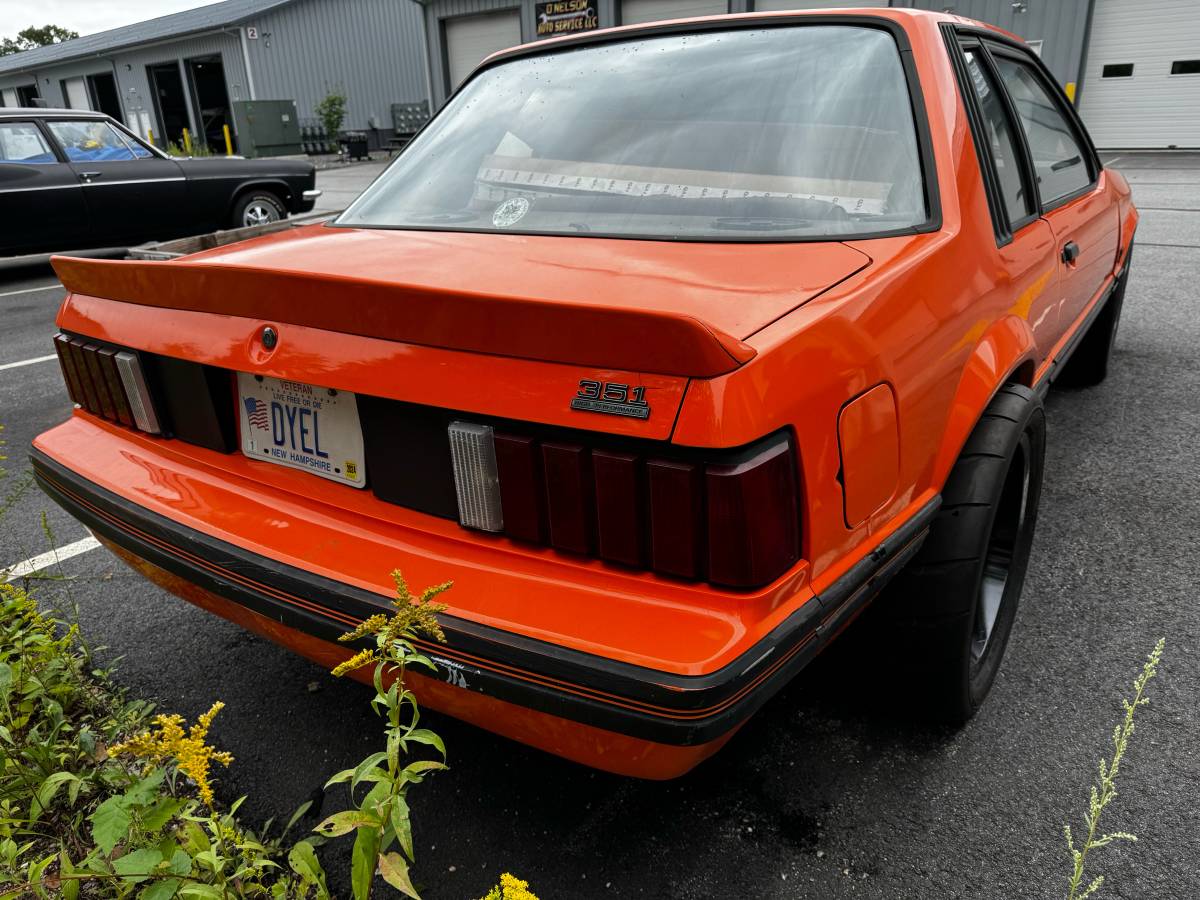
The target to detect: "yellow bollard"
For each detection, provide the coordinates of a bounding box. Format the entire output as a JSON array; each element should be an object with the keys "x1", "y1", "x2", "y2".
[
  {"x1": 1065, "y1": 82, "x2": 1077, "y2": 103},
  {"x1": 148, "y1": 127, "x2": 155, "y2": 147},
  {"x1": 183, "y1": 128, "x2": 192, "y2": 154},
  {"x1": 223, "y1": 124, "x2": 233, "y2": 156}
]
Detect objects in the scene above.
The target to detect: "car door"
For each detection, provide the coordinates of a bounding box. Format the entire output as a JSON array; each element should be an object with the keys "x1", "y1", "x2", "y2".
[
  {"x1": 42, "y1": 118, "x2": 186, "y2": 246},
  {"x1": 0, "y1": 119, "x2": 90, "y2": 254},
  {"x1": 987, "y1": 44, "x2": 1120, "y2": 342},
  {"x1": 952, "y1": 38, "x2": 1062, "y2": 357}
]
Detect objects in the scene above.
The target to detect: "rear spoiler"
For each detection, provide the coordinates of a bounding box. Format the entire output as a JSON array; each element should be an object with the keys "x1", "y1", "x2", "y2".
[{"x1": 51, "y1": 256, "x2": 756, "y2": 378}]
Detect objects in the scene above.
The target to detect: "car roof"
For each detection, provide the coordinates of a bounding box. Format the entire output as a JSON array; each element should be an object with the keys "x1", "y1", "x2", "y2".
[
  {"x1": 478, "y1": 7, "x2": 1023, "y2": 71},
  {"x1": 0, "y1": 107, "x2": 109, "y2": 119}
]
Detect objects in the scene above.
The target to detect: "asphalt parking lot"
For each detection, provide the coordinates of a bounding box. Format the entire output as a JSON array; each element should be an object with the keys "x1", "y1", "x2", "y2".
[{"x1": 2, "y1": 152, "x2": 1198, "y2": 899}]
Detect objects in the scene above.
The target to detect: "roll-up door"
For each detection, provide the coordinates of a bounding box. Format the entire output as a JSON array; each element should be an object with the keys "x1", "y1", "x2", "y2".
[
  {"x1": 1079, "y1": 0, "x2": 1200, "y2": 148},
  {"x1": 445, "y1": 11, "x2": 522, "y2": 89},
  {"x1": 63, "y1": 78, "x2": 90, "y2": 110},
  {"x1": 620, "y1": 0, "x2": 727, "y2": 27}
]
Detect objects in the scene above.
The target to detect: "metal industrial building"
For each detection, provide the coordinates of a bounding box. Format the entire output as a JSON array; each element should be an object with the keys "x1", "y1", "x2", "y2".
[
  {"x1": 420, "y1": 0, "x2": 1200, "y2": 148},
  {"x1": 0, "y1": 0, "x2": 429, "y2": 153}
]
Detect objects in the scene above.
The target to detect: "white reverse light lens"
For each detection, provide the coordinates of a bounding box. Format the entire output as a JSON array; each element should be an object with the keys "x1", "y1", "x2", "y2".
[
  {"x1": 114, "y1": 351, "x2": 162, "y2": 434},
  {"x1": 448, "y1": 421, "x2": 503, "y2": 532}
]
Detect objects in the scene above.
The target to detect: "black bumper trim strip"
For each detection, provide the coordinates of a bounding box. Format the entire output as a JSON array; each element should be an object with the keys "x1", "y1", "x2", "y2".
[{"x1": 31, "y1": 448, "x2": 937, "y2": 745}]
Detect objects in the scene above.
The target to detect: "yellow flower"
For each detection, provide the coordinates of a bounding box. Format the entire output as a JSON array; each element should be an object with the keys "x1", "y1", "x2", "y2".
[
  {"x1": 109, "y1": 701, "x2": 233, "y2": 808},
  {"x1": 479, "y1": 873, "x2": 540, "y2": 900},
  {"x1": 331, "y1": 648, "x2": 379, "y2": 678}
]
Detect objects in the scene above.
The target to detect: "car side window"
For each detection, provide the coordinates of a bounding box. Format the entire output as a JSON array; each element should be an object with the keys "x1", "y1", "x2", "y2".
[
  {"x1": 45, "y1": 119, "x2": 139, "y2": 162},
  {"x1": 0, "y1": 122, "x2": 57, "y2": 164},
  {"x1": 962, "y1": 48, "x2": 1033, "y2": 227},
  {"x1": 991, "y1": 55, "x2": 1092, "y2": 206}
]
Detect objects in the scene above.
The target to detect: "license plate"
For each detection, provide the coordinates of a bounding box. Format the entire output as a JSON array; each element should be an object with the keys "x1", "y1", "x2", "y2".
[{"x1": 237, "y1": 373, "x2": 366, "y2": 488}]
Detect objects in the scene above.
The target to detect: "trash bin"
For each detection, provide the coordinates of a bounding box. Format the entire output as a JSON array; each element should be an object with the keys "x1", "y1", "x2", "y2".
[{"x1": 339, "y1": 132, "x2": 369, "y2": 161}]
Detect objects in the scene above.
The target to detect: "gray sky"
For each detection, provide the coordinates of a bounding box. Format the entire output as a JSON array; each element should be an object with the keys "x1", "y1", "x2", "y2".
[{"x1": 3, "y1": 1, "x2": 227, "y2": 40}]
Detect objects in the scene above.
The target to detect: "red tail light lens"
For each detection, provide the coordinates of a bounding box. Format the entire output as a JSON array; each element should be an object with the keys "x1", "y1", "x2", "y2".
[
  {"x1": 592, "y1": 450, "x2": 644, "y2": 567},
  {"x1": 53, "y1": 333, "x2": 159, "y2": 435},
  {"x1": 542, "y1": 442, "x2": 593, "y2": 554},
  {"x1": 705, "y1": 439, "x2": 799, "y2": 588},
  {"x1": 647, "y1": 458, "x2": 706, "y2": 579}
]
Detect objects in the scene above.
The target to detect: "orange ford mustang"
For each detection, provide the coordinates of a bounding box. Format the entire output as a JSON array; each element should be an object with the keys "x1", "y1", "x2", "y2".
[{"x1": 34, "y1": 9, "x2": 1136, "y2": 778}]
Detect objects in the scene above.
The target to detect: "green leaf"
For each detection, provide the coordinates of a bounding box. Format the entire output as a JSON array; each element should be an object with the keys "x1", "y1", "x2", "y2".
[
  {"x1": 288, "y1": 841, "x2": 330, "y2": 899},
  {"x1": 30, "y1": 771, "x2": 75, "y2": 822},
  {"x1": 283, "y1": 801, "x2": 313, "y2": 838},
  {"x1": 140, "y1": 879, "x2": 181, "y2": 900},
  {"x1": 352, "y1": 751, "x2": 390, "y2": 792},
  {"x1": 323, "y1": 768, "x2": 356, "y2": 788},
  {"x1": 0, "y1": 661, "x2": 12, "y2": 702},
  {"x1": 91, "y1": 795, "x2": 133, "y2": 856},
  {"x1": 405, "y1": 729, "x2": 446, "y2": 759},
  {"x1": 112, "y1": 847, "x2": 164, "y2": 883},
  {"x1": 350, "y1": 826, "x2": 382, "y2": 900},
  {"x1": 126, "y1": 769, "x2": 166, "y2": 806},
  {"x1": 177, "y1": 885, "x2": 225, "y2": 899},
  {"x1": 167, "y1": 849, "x2": 191, "y2": 877},
  {"x1": 390, "y1": 798, "x2": 414, "y2": 862},
  {"x1": 142, "y1": 797, "x2": 186, "y2": 833},
  {"x1": 378, "y1": 852, "x2": 421, "y2": 899},
  {"x1": 314, "y1": 810, "x2": 380, "y2": 838},
  {"x1": 59, "y1": 851, "x2": 80, "y2": 900}
]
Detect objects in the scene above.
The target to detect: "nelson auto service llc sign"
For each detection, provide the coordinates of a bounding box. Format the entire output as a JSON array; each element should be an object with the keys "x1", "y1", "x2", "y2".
[{"x1": 536, "y1": 0, "x2": 598, "y2": 37}]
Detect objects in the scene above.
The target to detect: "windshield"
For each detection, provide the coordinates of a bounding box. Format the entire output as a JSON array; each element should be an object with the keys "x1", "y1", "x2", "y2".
[{"x1": 336, "y1": 25, "x2": 928, "y2": 241}]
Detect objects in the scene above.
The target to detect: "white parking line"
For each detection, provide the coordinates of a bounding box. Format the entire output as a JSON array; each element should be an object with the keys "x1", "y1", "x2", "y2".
[
  {"x1": 0, "y1": 284, "x2": 62, "y2": 298},
  {"x1": 0, "y1": 354, "x2": 57, "y2": 372},
  {"x1": 3, "y1": 536, "x2": 101, "y2": 582}
]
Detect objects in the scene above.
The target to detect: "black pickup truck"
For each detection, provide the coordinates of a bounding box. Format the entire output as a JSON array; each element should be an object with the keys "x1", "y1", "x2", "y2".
[{"x1": 0, "y1": 107, "x2": 320, "y2": 256}]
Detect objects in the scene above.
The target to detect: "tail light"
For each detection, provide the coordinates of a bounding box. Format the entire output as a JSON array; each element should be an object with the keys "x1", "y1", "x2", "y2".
[
  {"x1": 448, "y1": 422, "x2": 503, "y2": 532},
  {"x1": 460, "y1": 426, "x2": 800, "y2": 589},
  {"x1": 53, "y1": 333, "x2": 161, "y2": 435}
]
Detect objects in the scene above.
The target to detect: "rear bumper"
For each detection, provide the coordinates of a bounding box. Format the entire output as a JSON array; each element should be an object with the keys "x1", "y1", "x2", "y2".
[{"x1": 31, "y1": 439, "x2": 936, "y2": 776}]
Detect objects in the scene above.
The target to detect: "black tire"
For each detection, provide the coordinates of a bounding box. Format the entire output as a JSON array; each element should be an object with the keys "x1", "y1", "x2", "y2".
[
  {"x1": 881, "y1": 384, "x2": 1046, "y2": 723},
  {"x1": 1055, "y1": 245, "x2": 1133, "y2": 388},
  {"x1": 230, "y1": 190, "x2": 287, "y2": 229}
]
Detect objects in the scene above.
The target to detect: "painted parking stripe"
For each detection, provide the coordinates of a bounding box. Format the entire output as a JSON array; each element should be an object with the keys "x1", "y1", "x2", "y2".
[
  {"x1": 3, "y1": 536, "x2": 101, "y2": 582},
  {"x1": 0, "y1": 354, "x2": 58, "y2": 372},
  {"x1": 0, "y1": 284, "x2": 62, "y2": 298}
]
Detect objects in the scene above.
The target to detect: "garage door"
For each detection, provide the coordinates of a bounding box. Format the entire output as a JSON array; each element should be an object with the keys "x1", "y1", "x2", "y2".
[
  {"x1": 620, "y1": 0, "x2": 727, "y2": 27},
  {"x1": 445, "y1": 10, "x2": 522, "y2": 89},
  {"x1": 751, "y1": 0, "x2": 887, "y2": 11},
  {"x1": 1079, "y1": 0, "x2": 1200, "y2": 148}
]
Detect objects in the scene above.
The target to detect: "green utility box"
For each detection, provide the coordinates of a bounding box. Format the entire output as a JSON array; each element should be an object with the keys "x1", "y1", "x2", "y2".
[{"x1": 231, "y1": 100, "x2": 303, "y2": 157}]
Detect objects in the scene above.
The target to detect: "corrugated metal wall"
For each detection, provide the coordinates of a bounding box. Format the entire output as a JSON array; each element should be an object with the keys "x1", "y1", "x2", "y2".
[
  {"x1": 0, "y1": 30, "x2": 251, "y2": 142},
  {"x1": 905, "y1": 0, "x2": 1091, "y2": 90},
  {"x1": 0, "y1": 0, "x2": 430, "y2": 146},
  {"x1": 245, "y1": 0, "x2": 429, "y2": 131}
]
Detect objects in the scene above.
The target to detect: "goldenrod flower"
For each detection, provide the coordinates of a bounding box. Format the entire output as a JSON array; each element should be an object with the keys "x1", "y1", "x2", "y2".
[
  {"x1": 331, "y1": 648, "x2": 379, "y2": 677},
  {"x1": 109, "y1": 701, "x2": 233, "y2": 808},
  {"x1": 480, "y1": 873, "x2": 540, "y2": 900}
]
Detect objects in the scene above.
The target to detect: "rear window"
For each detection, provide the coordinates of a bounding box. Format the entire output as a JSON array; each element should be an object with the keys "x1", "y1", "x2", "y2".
[{"x1": 337, "y1": 25, "x2": 928, "y2": 241}]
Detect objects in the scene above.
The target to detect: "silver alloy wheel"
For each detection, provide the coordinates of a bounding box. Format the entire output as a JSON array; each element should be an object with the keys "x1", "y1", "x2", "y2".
[
  {"x1": 243, "y1": 199, "x2": 281, "y2": 228},
  {"x1": 971, "y1": 435, "x2": 1032, "y2": 664}
]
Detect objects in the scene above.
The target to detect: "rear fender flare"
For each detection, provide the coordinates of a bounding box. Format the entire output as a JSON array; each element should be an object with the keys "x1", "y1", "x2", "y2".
[{"x1": 931, "y1": 315, "x2": 1037, "y2": 489}]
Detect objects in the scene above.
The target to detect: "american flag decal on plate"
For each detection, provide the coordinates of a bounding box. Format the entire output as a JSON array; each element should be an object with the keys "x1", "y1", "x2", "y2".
[{"x1": 244, "y1": 397, "x2": 270, "y2": 431}]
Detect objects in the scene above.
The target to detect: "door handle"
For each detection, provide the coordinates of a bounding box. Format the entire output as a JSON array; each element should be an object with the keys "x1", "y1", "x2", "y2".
[
  {"x1": 1061, "y1": 241, "x2": 1080, "y2": 264},
  {"x1": 78, "y1": 171, "x2": 102, "y2": 182}
]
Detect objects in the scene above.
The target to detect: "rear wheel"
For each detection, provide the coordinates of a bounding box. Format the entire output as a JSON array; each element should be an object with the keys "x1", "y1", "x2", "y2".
[
  {"x1": 881, "y1": 384, "x2": 1045, "y2": 723},
  {"x1": 1056, "y1": 246, "x2": 1133, "y2": 388},
  {"x1": 231, "y1": 190, "x2": 286, "y2": 229}
]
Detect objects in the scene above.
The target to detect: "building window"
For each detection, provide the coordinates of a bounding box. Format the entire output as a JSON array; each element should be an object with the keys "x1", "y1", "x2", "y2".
[
  {"x1": 1170, "y1": 60, "x2": 1200, "y2": 76},
  {"x1": 1101, "y1": 63, "x2": 1134, "y2": 78}
]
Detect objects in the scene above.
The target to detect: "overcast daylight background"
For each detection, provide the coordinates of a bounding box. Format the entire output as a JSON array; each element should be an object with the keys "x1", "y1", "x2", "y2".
[{"x1": 2, "y1": 1, "x2": 227, "y2": 40}]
